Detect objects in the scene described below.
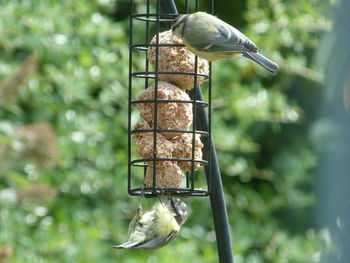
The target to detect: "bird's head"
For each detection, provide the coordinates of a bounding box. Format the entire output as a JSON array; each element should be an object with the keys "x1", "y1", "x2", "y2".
[{"x1": 171, "y1": 14, "x2": 189, "y2": 38}]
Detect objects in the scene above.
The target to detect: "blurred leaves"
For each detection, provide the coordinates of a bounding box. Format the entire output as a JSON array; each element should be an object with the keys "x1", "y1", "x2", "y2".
[
  {"x1": 0, "y1": 55, "x2": 39, "y2": 113},
  {"x1": 0, "y1": 0, "x2": 337, "y2": 262}
]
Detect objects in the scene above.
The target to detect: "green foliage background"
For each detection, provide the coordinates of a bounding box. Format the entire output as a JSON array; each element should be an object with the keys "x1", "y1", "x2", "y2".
[{"x1": 0, "y1": 0, "x2": 338, "y2": 262}]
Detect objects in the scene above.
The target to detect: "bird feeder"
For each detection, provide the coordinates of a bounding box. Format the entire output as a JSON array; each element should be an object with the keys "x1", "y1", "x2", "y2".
[{"x1": 127, "y1": 0, "x2": 234, "y2": 262}]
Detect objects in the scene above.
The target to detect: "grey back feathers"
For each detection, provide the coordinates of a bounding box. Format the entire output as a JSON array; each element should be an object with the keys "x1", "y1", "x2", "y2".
[{"x1": 214, "y1": 23, "x2": 258, "y2": 53}]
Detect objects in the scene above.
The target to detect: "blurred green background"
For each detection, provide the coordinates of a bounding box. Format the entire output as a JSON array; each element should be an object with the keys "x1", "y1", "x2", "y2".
[{"x1": 0, "y1": 0, "x2": 346, "y2": 262}]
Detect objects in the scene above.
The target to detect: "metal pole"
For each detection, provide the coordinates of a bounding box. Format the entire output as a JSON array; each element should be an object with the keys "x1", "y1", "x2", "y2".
[
  {"x1": 193, "y1": 86, "x2": 234, "y2": 263},
  {"x1": 159, "y1": 1, "x2": 234, "y2": 262}
]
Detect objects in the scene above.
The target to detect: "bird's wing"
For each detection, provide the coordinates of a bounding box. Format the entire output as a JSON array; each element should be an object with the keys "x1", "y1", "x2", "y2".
[
  {"x1": 127, "y1": 207, "x2": 143, "y2": 237},
  {"x1": 132, "y1": 231, "x2": 178, "y2": 249},
  {"x1": 113, "y1": 210, "x2": 156, "y2": 249},
  {"x1": 202, "y1": 21, "x2": 258, "y2": 53}
]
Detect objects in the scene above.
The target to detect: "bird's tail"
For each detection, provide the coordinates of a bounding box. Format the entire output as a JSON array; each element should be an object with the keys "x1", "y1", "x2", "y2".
[
  {"x1": 242, "y1": 52, "x2": 279, "y2": 75},
  {"x1": 112, "y1": 241, "x2": 139, "y2": 249}
]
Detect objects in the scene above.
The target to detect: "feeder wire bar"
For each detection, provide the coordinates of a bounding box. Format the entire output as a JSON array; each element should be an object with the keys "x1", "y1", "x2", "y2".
[{"x1": 159, "y1": 0, "x2": 234, "y2": 262}]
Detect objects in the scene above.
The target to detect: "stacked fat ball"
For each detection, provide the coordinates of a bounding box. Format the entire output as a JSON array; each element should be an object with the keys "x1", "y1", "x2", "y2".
[
  {"x1": 132, "y1": 30, "x2": 208, "y2": 187},
  {"x1": 147, "y1": 30, "x2": 209, "y2": 90}
]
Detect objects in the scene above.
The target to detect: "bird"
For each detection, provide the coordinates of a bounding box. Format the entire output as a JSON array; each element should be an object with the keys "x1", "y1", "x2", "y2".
[
  {"x1": 113, "y1": 197, "x2": 188, "y2": 249},
  {"x1": 171, "y1": 11, "x2": 279, "y2": 75}
]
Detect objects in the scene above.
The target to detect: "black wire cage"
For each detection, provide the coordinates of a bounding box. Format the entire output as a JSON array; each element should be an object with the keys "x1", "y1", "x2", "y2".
[
  {"x1": 127, "y1": 0, "x2": 234, "y2": 262},
  {"x1": 128, "y1": 0, "x2": 213, "y2": 197}
]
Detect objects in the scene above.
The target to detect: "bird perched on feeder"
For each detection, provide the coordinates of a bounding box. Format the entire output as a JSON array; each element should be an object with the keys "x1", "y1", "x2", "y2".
[
  {"x1": 113, "y1": 197, "x2": 188, "y2": 249},
  {"x1": 171, "y1": 11, "x2": 279, "y2": 75}
]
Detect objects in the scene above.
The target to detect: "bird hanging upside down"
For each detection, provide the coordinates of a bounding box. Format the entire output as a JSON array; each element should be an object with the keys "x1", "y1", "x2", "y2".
[{"x1": 113, "y1": 197, "x2": 188, "y2": 249}]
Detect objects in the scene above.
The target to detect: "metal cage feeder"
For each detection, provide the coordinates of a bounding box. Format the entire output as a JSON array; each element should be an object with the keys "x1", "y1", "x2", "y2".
[
  {"x1": 128, "y1": 3, "x2": 212, "y2": 198},
  {"x1": 127, "y1": 0, "x2": 234, "y2": 262}
]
